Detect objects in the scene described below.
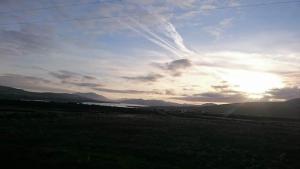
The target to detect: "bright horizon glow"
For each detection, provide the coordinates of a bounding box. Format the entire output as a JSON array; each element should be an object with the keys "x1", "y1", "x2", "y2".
[{"x1": 224, "y1": 71, "x2": 284, "y2": 96}]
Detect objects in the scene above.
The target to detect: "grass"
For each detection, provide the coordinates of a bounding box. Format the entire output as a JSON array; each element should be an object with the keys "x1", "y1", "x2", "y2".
[{"x1": 0, "y1": 100, "x2": 299, "y2": 169}]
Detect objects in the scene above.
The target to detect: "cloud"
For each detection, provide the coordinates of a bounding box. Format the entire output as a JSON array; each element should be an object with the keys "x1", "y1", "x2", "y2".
[
  {"x1": 67, "y1": 82, "x2": 102, "y2": 88},
  {"x1": 227, "y1": 0, "x2": 239, "y2": 7},
  {"x1": 264, "y1": 87, "x2": 300, "y2": 100},
  {"x1": 210, "y1": 82, "x2": 240, "y2": 94},
  {"x1": 123, "y1": 17, "x2": 195, "y2": 59},
  {"x1": 49, "y1": 70, "x2": 97, "y2": 81},
  {"x1": 153, "y1": 59, "x2": 192, "y2": 76},
  {"x1": 173, "y1": 91, "x2": 247, "y2": 103},
  {"x1": 83, "y1": 75, "x2": 97, "y2": 80},
  {"x1": 0, "y1": 74, "x2": 69, "y2": 93},
  {"x1": 173, "y1": 81, "x2": 248, "y2": 103},
  {"x1": 101, "y1": 1, "x2": 197, "y2": 59},
  {"x1": 0, "y1": 26, "x2": 56, "y2": 59},
  {"x1": 73, "y1": 0, "x2": 194, "y2": 60},
  {"x1": 204, "y1": 18, "x2": 233, "y2": 39},
  {"x1": 274, "y1": 71, "x2": 300, "y2": 86},
  {"x1": 165, "y1": 89, "x2": 176, "y2": 95},
  {"x1": 166, "y1": 0, "x2": 196, "y2": 8},
  {"x1": 49, "y1": 70, "x2": 102, "y2": 87},
  {"x1": 211, "y1": 84, "x2": 230, "y2": 90},
  {"x1": 94, "y1": 87, "x2": 162, "y2": 95},
  {"x1": 166, "y1": 59, "x2": 192, "y2": 70},
  {"x1": 122, "y1": 73, "x2": 163, "y2": 82},
  {"x1": 49, "y1": 70, "x2": 77, "y2": 80},
  {"x1": 200, "y1": 0, "x2": 217, "y2": 12}
]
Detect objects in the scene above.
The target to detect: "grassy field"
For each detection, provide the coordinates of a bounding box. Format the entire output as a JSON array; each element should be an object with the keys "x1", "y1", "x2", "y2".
[{"x1": 0, "y1": 100, "x2": 299, "y2": 169}]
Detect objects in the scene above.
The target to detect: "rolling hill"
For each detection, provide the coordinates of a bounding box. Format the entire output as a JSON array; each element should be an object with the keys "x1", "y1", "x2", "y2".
[
  {"x1": 193, "y1": 100, "x2": 300, "y2": 119},
  {"x1": 118, "y1": 99, "x2": 184, "y2": 107},
  {"x1": 0, "y1": 86, "x2": 187, "y2": 106},
  {"x1": 0, "y1": 86, "x2": 102, "y2": 103}
]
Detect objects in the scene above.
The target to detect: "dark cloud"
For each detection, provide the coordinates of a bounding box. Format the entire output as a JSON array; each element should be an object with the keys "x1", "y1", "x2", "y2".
[
  {"x1": 166, "y1": 59, "x2": 192, "y2": 70},
  {"x1": 122, "y1": 73, "x2": 163, "y2": 82},
  {"x1": 264, "y1": 87, "x2": 300, "y2": 100},
  {"x1": 49, "y1": 70, "x2": 98, "y2": 81},
  {"x1": 49, "y1": 70, "x2": 102, "y2": 88},
  {"x1": 177, "y1": 82, "x2": 249, "y2": 103},
  {"x1": 153, "y1": 59, "x2": 192, "y2": 76},
  {"x1": 211, "y1": 84, "x2": 230, "y2": 90},
  {"x1": 68, "y1": 82, "x2": 102, "y2": 88},
  {"x1": 173, "y1": 92, "x2": 247, "y2": 103},
  {"x1": 49, "y1": 70, "x2": 77, "y2": 80},
  {"x1": 94, "y1": 87, "x2": 162, "y2": 95},
  {"x1": 211, "y1": 82, "x2": 241, "y2": 94},
  {"x1": 165, "y1": 89, "x2": 176, "y2": 95},
  {"x1": 0, "y1": 74, "x2": 68, "y2": 93},
  {"x1": 83, "y1": 75, "x2": 97, "y2": 80}
]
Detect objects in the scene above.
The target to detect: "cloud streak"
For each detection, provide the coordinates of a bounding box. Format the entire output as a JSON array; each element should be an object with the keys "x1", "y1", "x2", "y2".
[
  {"x1": 49, "y1": 70, "x2": 102, "y2": 88},
  {"x1": 119, "y1": 8, "x2": 195, "y2": 59},
  {"x1": 94, "y1": 87, "x2": 162, "y2": 95},
  {"x1": 173, "y1": 81, "x2": 249, "y2": 103},
  {"x1": 0, "y1": 74, "x2": 69, "y2": 93},
  {"x1": 264, "y1": 87, "x2": 300, "y2": 100},
  {"x1": 122, "y1": 73, "x2": 163, "y2": 82},
  {"x1": 173, "y1": 92, "x2": 247, "y2": 103}
]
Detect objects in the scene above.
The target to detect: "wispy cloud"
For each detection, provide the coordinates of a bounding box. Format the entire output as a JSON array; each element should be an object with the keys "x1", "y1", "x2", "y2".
[
  {"x1": 204, "y1": 18, "x2": 233, "y2": 39},
  {"x1": 122, "y1": 73, "x2": 163, "y2": 82},
  {"x1": 0, "y1": 74, "x2": 69, "y2": 93},
  {"x1": 49, "y1": 70, "x2": 102, "y2": 88},
  {"x1": 0, "y1": 26, "x2": 56, "y2": 58},
  {"x1": 122, "y1": 16, "x2": 195, "y2": 59},
  {"x1": 173, "y1": 91, "x2": 247, "y2": 103},
  {"x1": 173, "y1": 81, "x2": 249, "y2": 103},
  {"x1": 49, "y1": 70, "x2": 97, "y2": 81},
  {"x1": 94, "y1": 87, "x2": 163, "y2": 95},
  {"x1": 200, "y1": 0, "x2": 218, "y2": 12}
]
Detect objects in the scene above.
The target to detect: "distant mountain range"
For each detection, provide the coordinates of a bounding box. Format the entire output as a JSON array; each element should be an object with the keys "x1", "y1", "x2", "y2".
[
  {"x1": 1, "y1": 86, "x2": 300, "y2": 117},
  {"x1": 0, "y1": 85, "x2": 299, "y2": 119},
  {"x1": 74, "y1": 92, "x2": 111, "y2": 102},
  {"x1": 194, "y1": 100, "x2": 300, "y2": 119},
  {"x1": 0, "y1": 86, "x2": 189, "y2": 106},
  {"x1": 118, "y1": 99, "x2": 185, "y2": 107},
  {"x1": 0, "y1": 86, "x2": 100, "y2": 103}
]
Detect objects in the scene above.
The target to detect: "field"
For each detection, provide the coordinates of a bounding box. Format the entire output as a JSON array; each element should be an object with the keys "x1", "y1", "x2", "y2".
[{"x1": 0, "y1": 100, "x2": 300, "y2": 169}]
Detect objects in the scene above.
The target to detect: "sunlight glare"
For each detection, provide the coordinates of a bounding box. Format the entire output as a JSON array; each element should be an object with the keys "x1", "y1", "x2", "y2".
[{"x1": 224, "y1": 71, "x2": 284, "y2": 95}]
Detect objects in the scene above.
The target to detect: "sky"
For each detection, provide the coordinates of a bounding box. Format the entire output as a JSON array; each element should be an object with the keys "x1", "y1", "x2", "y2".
[{"x1": 0, "y1": 0, "x2": 300, "y2": 104}]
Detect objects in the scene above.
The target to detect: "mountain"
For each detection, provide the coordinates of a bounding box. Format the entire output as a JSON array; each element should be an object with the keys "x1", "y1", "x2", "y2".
[
  {"x1": 119, "y1": 99, "x2": 185, "y2": 107},
  {"x1": 74, "y1": 92, "x2": 111, "y2": 102},
  {"x1": 197, "y1": 101, "x2": 300, "y2": 119},
  {"x1": 199, "y1": 103, "x2": 217, "y2": 107},
  {"x1": 0, "y1": 86, "x2": 186, "y2": 106},
  {"x1": 286, "y1": 98, "x2": 300, "y2": 104},
  {"x1": 0, "y1": 85, "x2": 101, "y2": 103}
]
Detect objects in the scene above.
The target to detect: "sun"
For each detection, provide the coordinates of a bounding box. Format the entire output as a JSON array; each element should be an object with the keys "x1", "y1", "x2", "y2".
[{"x1": 223, "y1": 71, "x2": 283, "y2": 97}]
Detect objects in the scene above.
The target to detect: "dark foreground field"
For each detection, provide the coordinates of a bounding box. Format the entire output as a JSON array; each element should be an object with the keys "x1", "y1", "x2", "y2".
[{"x1": 0, "y1": 100, "x2": 300, "y2": 169}]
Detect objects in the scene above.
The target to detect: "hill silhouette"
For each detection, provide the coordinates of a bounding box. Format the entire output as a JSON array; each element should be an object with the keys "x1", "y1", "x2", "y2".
[
  {"x1": 0, "y1": 86, "x2": 187, "y2": 106},
  {"x1": 1, "y1": 85, "x2": 300, "y2": 119},
  {"x1": 0, "y1": 85, "x2": 101, "y2": 103}
]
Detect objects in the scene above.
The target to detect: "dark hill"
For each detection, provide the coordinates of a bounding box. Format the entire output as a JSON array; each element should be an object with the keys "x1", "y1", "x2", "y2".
[
  {"x1": 196, "y1": 101, "x2": 300, "y2": 119},
  {"x1": 74, "y1": 92, "x2": 111, "y2": 102},
  {"x1": 119, "y1": 99, "x2": 184, "y2": 107},
  {"x1": 0, "y1": 85, "x2": 100, "y2": 103}
]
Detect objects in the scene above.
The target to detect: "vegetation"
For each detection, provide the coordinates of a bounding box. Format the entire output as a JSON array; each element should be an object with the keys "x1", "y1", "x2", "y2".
[{"x1": 0, "y1": 100, "x2": 299, "y2": 169}]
